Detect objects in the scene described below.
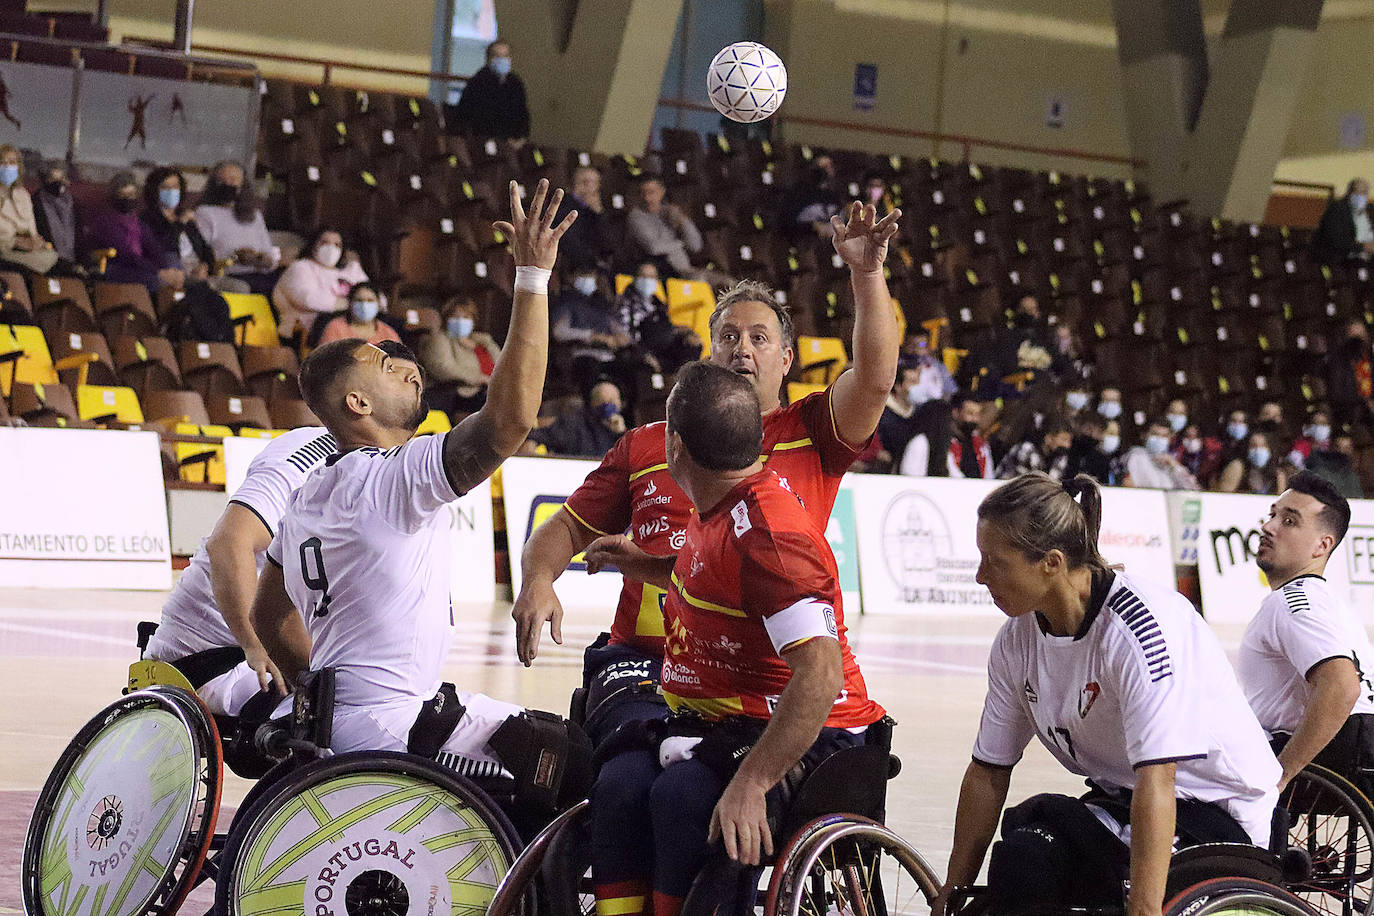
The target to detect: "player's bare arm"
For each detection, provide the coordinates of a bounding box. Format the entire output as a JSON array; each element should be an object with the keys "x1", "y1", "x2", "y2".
[
  {"x1": 205, "y1": 503, "x2": 286, "y2": 695},
  {"x1": 443, "y1": 178, "x2": 576, "y2": 494},
  {"x1": 709, "y1": 635, "x2": 844, "y2": 866},
  {"x1": 583, "y1": 534, "x2": 675, "y2": 590},
  {"x1": 934, "y1": 760, "x2": 1013, "y2": 916},
  {"x1": 513, "y1": 508, "x2": 596, "y2": 665},
  {"x1": 830, "y1": 200, "x2": 901, "y2": 446},
  {"x1": 251, "y1": 562, "x2": 311, "y2": 688},
  {"x1": 1127, "y1": 762, "x2": 1177, "y2": 916},
  {"x1": 1276, "y1": 657, "x2": 1361, "y2": 788}
]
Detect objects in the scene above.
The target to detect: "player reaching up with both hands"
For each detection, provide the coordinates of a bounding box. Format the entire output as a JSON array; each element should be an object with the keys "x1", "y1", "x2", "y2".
[{"x1": 511, "y1": 200, "x2": 902, "y2": 746}]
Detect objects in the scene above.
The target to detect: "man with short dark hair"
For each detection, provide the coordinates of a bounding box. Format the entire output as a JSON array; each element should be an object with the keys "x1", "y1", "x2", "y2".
[
  {"x1": 448, "y1": 38, "x2": 530, "y2": 142},
  {"x1": 580, "y1": 361, "x2": 884, "y2": 916},
  {"x1": 253, "y1": 181, "x2": 575, "y2": 767},
  {"x1": 1314, "y1": 178, "x2": 1374, "y2": 262},
  {"x1": 530, "y1": 379, "x2": 627, "y2": 459},
  {"x1": 1238, "y1": 471, "x2": 1372, "y2": 792},
  {"x1": 995, "y1": 417, "x2": 1072, "y2": 480}
]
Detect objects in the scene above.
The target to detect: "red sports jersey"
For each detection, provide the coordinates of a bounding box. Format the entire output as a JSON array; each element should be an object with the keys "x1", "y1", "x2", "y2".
[
  {"x1": 561, "y1": 387, "x2": 866, "y2": 655},
  {"x1": 659, "y1": 469, "x2": 882, "y2": 728}
]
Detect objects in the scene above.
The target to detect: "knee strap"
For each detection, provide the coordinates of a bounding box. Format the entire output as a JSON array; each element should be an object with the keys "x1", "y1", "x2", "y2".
[{"x1": 488, "y1": 709, "x2": 594, "y2": 812}]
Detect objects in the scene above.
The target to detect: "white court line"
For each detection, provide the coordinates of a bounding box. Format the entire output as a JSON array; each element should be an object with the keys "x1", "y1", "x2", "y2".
[{"x1": 0, "y1": 621, "x2": 129, "y2": 646}]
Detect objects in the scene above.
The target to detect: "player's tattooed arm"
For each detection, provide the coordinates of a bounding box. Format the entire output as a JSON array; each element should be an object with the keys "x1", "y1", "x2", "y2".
[
  {"x1": 441, "y1": 415, "x2": 507, "y2": 496},
  {"x1": 251, "y1": 562, "x2": 311, "y2": 689}
]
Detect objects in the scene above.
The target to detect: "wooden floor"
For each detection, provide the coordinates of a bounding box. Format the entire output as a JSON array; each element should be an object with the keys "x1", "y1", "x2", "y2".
[{"x1": 3, "y1": 583, "x2": 1209, "y2": 914}]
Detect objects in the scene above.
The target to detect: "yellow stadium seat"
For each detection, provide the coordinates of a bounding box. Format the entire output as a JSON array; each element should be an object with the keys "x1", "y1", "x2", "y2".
[
  {"x1": 796, "y1": 336, "x2": 848, "y2": 385},
  {"x1": 77, "y1": 384, "x2": 143, "y2": 425},
  {"x1": 222, "y1": 293, "x2": 279, "y2": 348},
  {"x1": 415, "y1": 409, "x2": 451, "y2": 436},
  {"x1": 0, "y1": 324, "x2": 58, "y2": 396},
  {"x1": 238, "y1": 428, "x2": 276, "y2": 440},
  {"x1": 173, "y1": 422, "x2": 230, "y2": 484},
  {"x1": 665, "y1": 278, "x2": 714, "y2": 356},
  {"x1": 787, "y1": 381, "x2": 827, "y2": 404}
]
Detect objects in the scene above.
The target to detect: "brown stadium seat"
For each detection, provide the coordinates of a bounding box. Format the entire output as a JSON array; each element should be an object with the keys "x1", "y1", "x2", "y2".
[
  {"x1": 10, "y1": 381, "x2": 89, "y2": 427},
  {"x1": 33, "y1": 275, "x2": 97, "y2": 336},
  {"x1": 142, "y1": 388, "x2": 211, "y2": 427},
  {"x1": 269, "y1": 398, "x2": 322, "y2": 430},
  {"x1": 94, "y1": 282, "x2": 159, "y2": 340},
  {"x1": 205, "y1": 393, "x2": 272, "y2": 432},
  {"x1": 112, "y1": 335, "x2": 181, "y2": 396},
  {"x1": 177, "y1": 341, "x2": 245, "y2": 398},
  {"x1": 47, "y1": 329, "x2": 118, "y2": 388},
  {"x1": 241, "y1": 345, "x2": 301, "y2": 403}
]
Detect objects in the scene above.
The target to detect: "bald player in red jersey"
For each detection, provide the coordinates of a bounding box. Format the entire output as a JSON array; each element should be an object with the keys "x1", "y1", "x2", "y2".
[
  {"x1": 512, "y1": 201, "x2": 901, "y2": 738},
  {"x1": 580, "y1": 362, "x2": 885, "y2": 916}
]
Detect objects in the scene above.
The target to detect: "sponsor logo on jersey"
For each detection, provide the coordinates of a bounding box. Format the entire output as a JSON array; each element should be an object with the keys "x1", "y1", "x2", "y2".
[
  {"x1": 731, "y1": 500, "x2": 752, "y2": 537},
  {"x1": 669, "y1": 529, "x2": 687, "y2": 549},
  {"x1": 638, "y1": 517, "x2": 672, "y2": 540},
  {"x1": 823, "y1": 605, "x2": 838, "y2": 638},
  {"x1": 1078, "y1": 681, "x2": 1101, "y2": 718},
  {"x1": 644, "y1": 478, "x2": 658, "y2": 496},
  {"x1": 635, "y1": 493, "x2": 673, "y2": 511},
  {"x1": 716, "y1": 634, "x2": 742, "y2": 655},
  {"x1": 1024, "y1": 680, "x2": 1038, "y2": 704}
]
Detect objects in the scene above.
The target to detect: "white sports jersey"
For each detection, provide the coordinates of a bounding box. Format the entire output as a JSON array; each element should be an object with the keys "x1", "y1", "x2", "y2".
[
  {"x1": 146, "y1": 427, "x2": 336, "y2": 660},
  {"x1": 1238, "y1": 574, "x2": 1374, "y2": 737},
  {"x1": 973, "y1": 570, "x2": 1280, "y2": 846},
  {"x1": 266, "y1": 433, "x2": 461, "y2": 750}
]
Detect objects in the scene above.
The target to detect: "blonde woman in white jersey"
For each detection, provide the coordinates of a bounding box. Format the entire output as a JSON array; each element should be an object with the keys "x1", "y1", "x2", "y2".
[
  {"x1": 934, "y1": 473, "x2": 1280, "y2": 916},
  {"x1": 1237, "y1": 470, "x2": 1372, "y2": 794}
]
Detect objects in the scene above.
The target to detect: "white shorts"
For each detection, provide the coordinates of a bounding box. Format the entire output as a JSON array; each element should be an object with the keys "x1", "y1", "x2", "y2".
[
  {"x1": 197, "y1": 661, "x2": 267, "y2": 717},
  {"x1": 289, "y1": 691, "x2": 525, "y2": 768}
]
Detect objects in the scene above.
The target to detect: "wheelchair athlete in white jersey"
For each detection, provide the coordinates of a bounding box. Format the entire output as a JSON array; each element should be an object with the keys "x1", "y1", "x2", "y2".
[{"x1": 251, "y1": 180, "x2": 590, "y2": 825}]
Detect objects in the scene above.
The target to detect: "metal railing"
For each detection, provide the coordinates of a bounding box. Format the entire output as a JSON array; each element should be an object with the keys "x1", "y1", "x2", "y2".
[
  {"x1": 188, "y1": 42, "x2": 471, "y2": 90},
  {"x1": 656, "y1": 96, "x2": 1146, "y2": 170}
]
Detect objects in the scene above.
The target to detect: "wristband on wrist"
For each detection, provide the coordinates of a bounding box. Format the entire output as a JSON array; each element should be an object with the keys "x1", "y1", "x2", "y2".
[{"x1": 514, "y1": 265, "x2": 551, "y2": 295}]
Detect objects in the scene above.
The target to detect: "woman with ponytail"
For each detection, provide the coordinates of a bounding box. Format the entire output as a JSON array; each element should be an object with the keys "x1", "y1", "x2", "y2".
[{"x1": 934, "y1": 473, "x2": 1281, "y2": 916}]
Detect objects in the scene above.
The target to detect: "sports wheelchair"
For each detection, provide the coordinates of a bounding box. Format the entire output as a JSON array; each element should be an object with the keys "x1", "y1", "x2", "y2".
[
  {"x1": 1278, "y1": 763, "x2": 1374, "y2": 916},
  {"x1": 486, "y1": 716, "x2": 946, "y2": 916},
  {"x1": 23, "y1": 660, "x2": 580, "y2": 916}
]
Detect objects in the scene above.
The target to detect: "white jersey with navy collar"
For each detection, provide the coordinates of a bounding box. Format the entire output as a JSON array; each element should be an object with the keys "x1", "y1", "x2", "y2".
[
  {"x1": 146, "y1": 426, "x2": 336, "y2": 660},
  {"x1": 266, "y1": 433, "x2": 460, "y2": 718},
  {"x1": 1238, "y1": 574, "x2": 1374, "y2": 737},
  {"x1": 973, "y1": 570, "x2": 1280, "y2": 846}
]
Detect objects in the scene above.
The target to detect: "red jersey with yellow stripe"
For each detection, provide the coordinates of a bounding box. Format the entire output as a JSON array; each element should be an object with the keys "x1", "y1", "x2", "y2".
[
  {"x1": 659, "y1": 469, "x2": 882, "y2": 728},
  {"x1": 561, "y1": 387, "x2": 866, "y2": 655}
]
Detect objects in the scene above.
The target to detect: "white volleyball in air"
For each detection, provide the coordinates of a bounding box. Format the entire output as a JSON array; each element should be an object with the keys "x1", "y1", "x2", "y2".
[{"x1": 706, "y1": 41, "x2": 787, "y2": 123}]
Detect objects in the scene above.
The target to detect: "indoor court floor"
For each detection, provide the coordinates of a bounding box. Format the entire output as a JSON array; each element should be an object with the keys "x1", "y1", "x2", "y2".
[{"x1": 2, "y1": 581, "x2": 1244, "y2": 913}]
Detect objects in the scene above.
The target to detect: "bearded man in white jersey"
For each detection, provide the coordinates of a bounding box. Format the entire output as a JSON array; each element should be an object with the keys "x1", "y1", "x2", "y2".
[
  {"x1": 1238, "y1": 470, "x2": 1373, "y2": 794},
  {"x1": 251, "y1": 181, "x2": 590, "y2": 810}
]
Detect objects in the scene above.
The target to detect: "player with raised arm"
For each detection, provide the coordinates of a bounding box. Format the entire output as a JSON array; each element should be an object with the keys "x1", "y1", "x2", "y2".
[
  {"x1": 141, "y1": 426, "x2": 336, "y2": 713},
  {"x1": 251, "y1": 181, "x2": 590, "y2": 798},
  {"x1": 936, "y1": 473, "x2": 1279, "y2": 916},
  {"x1": 1236, "y1": 470, "x2": 1372, "y2": 793},
  {"x1": 511, "y1": 200, "x2": 900, "y2": 741},
  {"x1": 578, "y1": 362, "x2": 885, "y2": 916}
]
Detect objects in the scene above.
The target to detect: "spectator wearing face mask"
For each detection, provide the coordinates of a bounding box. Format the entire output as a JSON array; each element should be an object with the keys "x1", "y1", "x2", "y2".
[
  {"x1": 553, "y1": 166, "x2": 617, "y2": 272},
  {"x1": 627, "y1": 175, "x2": 707, "y2": 281},
  {"x1": 1287, "y1": 409, "x2": 1334, "y2": 469},
  {"x1": 82, "y1": 171, "x2": 183, "y2": 294},
  {"x1": 615, "y1": 260, "x2": 701, "y2": 373},
  {"x1": 1327, "y1": 321, "x2": 1374, "y2": 433},
  {"x1": 1163, "y1": 398, "x2": 1190, "y2": 444},
  {"x1": 877, "y1": 361, "x2": 942, "y2": 475},
  {"x1": 948, "y1": 393, "x2": 995, "y2": 479},
  {"x1": 1173, "y1": 422, "x2": 1223, "y2": 489},
  {"x1": 448, "y1": 38, "x2": 529, "y2": 143},
  {"x1": 1313, "y1": 178, "x2": 1374, "y2": 262},
  {"x1": 1122, "y1": 419, "x2": 1200, "y2": 490},
  {"x1": 1064, "y1": 385, "x2": 1091, "y2": 418},
  {"x1": 995, "y1": 416, "x2": 1072, "y2": 481},
  {"x1": 1218, "y1": 430, "x2": 1287, "y2": 495},
  {"x1": 861, "y1": 170, "x2": 896, "y2": 218},
  {"x1": 553, "y1": 263, "x2": 636, "y2": 394},
  {"x1": 417, "y1": 296, "x2": 502, "y2": 414},
  {"x1": 782, "y1": 154, "x2": 844, "y2": 241},
  {"x1": 194, "y1": 160, "x2": 278, "y2": 294},
  {"x1": 1051, "y1": 323, "x2": 1087, "y2": 382},
  {"x1": 32, "y1": 162, "x2": 76, "y2": 264},
  {"x1": 901, "y1": 329, "x2": 957, "y2": 398},
  {"x1": 1255, "y1": 400, "x2": 1286, "y2": 438},
  {"x1": 272, "y1": 226, "x2": 369, "y2": 342},
  {"x1": 527, "y1": 379, "x2": 626, "y2": 459},
  {"x1": 140, "y1": 166, "x2": 238, "y2": 293},
  {"x1": 0, "y1": 144, "x2": 57, "y2": 274},
  {"x1": 1222, "y1": 409, "x2": 1250, "y2": 466},
  {"x1": 1307, "y1": 432, "x2": 1364, "y2": 499},
  {"x1": 1066, "y1": 413, "x2": 1113, "y2": 485},
  {"x1": 1095, "y1": 387, "x2": 1124, "y2": 424},
  {"x1": 317, "y1": 282, "x2": 399, "y2": 346}
]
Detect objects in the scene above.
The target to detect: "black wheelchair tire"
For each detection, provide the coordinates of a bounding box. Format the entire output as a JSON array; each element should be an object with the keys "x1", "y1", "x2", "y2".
[
  {"x1": 214, "y1": 750, "x2": 525, "y2": 916},
  {"x1": 1164, "y1": 876, "x2": 1319, "y2": 915},
  {"x1": 1282, "y1": 763, "x2": 1374, "y2": 916}
]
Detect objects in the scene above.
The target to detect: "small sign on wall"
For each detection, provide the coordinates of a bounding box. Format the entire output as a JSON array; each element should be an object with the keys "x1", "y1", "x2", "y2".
[
  {"x1": 854, "y1": 63, "x2": 877, "y2": 112},
  {"x1": 1340, "y1": 112, "x2": 1367, "y2": 150},
  {"x1": 1046, "y1": 94, "x2": 1067, "y2": 129}
]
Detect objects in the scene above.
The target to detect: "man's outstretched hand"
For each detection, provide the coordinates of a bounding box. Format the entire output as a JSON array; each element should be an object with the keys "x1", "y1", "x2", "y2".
[{"x1": 493, "y1": 178, "x2": 578, "y2": 271}]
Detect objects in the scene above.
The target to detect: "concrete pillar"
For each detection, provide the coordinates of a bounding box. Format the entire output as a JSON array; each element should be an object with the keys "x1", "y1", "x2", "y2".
[
  {"x1": 493, "y1": 0, "x2": 683, "y2": 155},
  {"x1": 1185, "y1": 0, "x2": 1324, "y2": 220},
  {"x1": 1111, "y1": 0, "x2": 1208, "y2": 203}
]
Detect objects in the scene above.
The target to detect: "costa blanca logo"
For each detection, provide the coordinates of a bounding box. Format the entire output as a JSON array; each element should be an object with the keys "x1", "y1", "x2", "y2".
[{"x1": 880, "y1": 491, "x2": 955, "y2": 601}]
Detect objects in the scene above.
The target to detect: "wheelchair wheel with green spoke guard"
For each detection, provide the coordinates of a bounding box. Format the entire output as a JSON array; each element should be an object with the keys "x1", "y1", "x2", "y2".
[
  {"x1": 216, "y1": 750, "x2": 524, "y2": 916},
  {"x1": 22, "y1": 685, "x2": 223, "y2": 916}
]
